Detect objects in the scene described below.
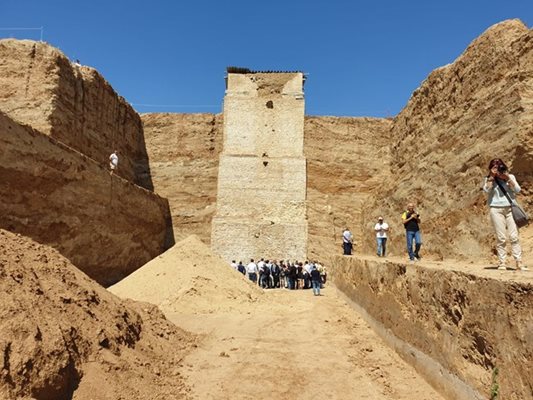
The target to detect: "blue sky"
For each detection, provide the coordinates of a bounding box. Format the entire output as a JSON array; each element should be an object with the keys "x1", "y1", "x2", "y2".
[{"x1": 1, "y1": 0, "x2": 532, "y2": 117}]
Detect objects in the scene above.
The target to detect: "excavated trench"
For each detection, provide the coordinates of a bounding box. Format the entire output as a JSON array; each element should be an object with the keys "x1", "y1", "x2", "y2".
[{"x1": 331, "y1": 255, "x2": 533, "y2": 400}]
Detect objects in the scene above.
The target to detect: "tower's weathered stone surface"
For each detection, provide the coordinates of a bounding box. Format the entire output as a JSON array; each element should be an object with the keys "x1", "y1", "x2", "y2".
[{"x1": 211, "y1": 71, "x2": 308, "y2": 262}]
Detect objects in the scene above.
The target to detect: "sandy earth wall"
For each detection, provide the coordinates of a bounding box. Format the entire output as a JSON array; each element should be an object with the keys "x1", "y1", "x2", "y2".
[
  {"x1": 142, "y1": 113, "x2": 391, "y2": 262},
  {"x1": 0, "y1": 39, "x2": 153, "y2": 189},
  {"x1": 0, "y1": 111, "x2": 172, "y2": 286},
  {"x1": 304, "y1": 116, "x2": 393, "y2": 261},
  {"x1": 331, "y1": 256, "x2": 533, "y2": 400},
  {"x1": 361, "y1": 20, "x2": 533, "y2": 261},
  {"x1": 142, "y1": 113, "x2": 223, "y2": 243}
]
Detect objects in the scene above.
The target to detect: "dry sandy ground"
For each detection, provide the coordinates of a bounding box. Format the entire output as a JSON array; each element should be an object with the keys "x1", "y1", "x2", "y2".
[
  {"x1": 168, "y1": 286, "x2": 444, "y2": 400},
  {"x1": 109, "y1": 234, "x2": 532, "y2": 399}
]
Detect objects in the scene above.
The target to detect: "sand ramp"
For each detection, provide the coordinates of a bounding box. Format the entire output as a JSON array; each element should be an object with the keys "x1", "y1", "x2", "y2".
[{"x1": 109, "y1": 235, "x2": 262, "y2": 314}]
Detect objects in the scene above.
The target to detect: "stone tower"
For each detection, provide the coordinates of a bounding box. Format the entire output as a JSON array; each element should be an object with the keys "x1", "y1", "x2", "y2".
[{"x1": 211, "y1": 67, "x2": 308, "y2": 262}]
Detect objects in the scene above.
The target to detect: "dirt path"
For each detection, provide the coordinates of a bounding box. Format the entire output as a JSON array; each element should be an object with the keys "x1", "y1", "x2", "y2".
[{"x1": 167, "y1": 286, "x2": 444, "y2": 400}]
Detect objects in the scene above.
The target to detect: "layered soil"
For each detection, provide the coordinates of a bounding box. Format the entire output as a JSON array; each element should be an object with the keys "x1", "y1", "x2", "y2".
[
  {"x1": 331, "y1": 255, "x2": 533, "y2": 400},
  {"x1": 0, "y1": 111, "x2": 172, "y2": 286},
  {"x1": 0, "y1": 39, "x2": 152, "y2": 188},
  {"x1": 142, "y1": 113, "x2": 223, "y2": 243}
]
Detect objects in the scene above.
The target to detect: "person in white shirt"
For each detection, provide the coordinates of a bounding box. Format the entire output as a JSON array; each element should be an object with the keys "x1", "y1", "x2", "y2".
[
  {"x1": 342, "y1": 228, "x2": 353, "y2": 255},
  {"x1": 482, "y1": 158, "x2": 527, "y2": 271},
  {"x1": 374, "y1": 217, "x2": 390, "y2": 257},
  {"x1": 109, "y1": 150, "x2": 119, "y2": 174},
  {"x1": 247, "y1": 259, "x2": 258, "y2": 283},
  {"x1": 230, "y1": 260, "x2": 238, "y2": 270}
]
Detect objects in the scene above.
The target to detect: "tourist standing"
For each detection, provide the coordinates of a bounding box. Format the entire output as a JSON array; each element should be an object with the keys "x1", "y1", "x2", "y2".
[
  {"x1": 374, "y1": 217, "x2": 389, "y2": 257},
  {"x1": 271, "y1": 260, "x2": 281, "y2": 288},
  {"x1": 247, "y1": 259, "x2": 258, "y2": 283},
  {"x1": 237, "y1": 261, "x2": 246, "y2": 275},
  {"x1": 342, "y1": 228, "x2": 353, "y2": 255},
  {"x1": 288, "y1": 262, "x2": 297, "y2": 290},
  {"x1": 402, "y1": 203, "x2": 422, "y2": 262},
  {"x1": 310, "y1": 265, "x2": 322, "y2": 296},
  {"x1": 482, "y1": 158, "x2": 527, "y2": 270},
  {"x1": 109, "y1": 150, "x2": 118, "y2": 174}
]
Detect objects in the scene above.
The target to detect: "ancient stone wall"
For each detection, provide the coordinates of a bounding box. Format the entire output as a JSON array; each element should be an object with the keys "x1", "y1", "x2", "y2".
[
  {"x1": 141, "y1": 112, "x2": 392, "y2": 263},
  {"x1": 0, "y1": 111, "x2": 172, "y2": 286},
  {"x1": 211, "y1": 72, "x2": 308, "y2": 262},
  {"x1": 331, "y1": 256, "x2": 533, "y2": 400},
  {"x1": 0, "y1": 39, "x2": 153, "y2": 189}
]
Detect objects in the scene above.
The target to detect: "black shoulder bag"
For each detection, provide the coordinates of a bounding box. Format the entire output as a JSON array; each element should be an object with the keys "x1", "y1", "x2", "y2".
[{"x1": 494, "y1": 178, "x2": 529, "y2": 228}]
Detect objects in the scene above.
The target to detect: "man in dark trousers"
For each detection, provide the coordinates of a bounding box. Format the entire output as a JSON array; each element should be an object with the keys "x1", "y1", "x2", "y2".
[
  {"x1": 271, "y1": 260, "x2": 281, "y2": 288},
  {"x1": 342, "y1": 228, "x2": 353, "y2": 255},
  {"x1": 402, "y1": 203, "x2": 422, "y2": 262},
  {"x1": 310, "y1": 265, "x2": 322, "y2": 296},
  {"x1": 237, "y1": 261, "x2": 246, "y2": 275}
]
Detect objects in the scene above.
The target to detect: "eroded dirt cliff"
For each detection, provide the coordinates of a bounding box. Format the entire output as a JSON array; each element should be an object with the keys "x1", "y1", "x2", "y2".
[
  {"x1": 305, "y1": 116, "x2": 393, "y2": 261},
  {"x1": 142, "y1": 113, "x2": 223, "y2": 243},
  {"x1": 0, "y1": 39, "x2": 153, "y2": 189},
  {"x1": 331, "y1": 255, "x2": 533, "y2": 400},
  {"x1": 0, "y1": 111, "x2": 172, "y2": 286},
  {"x1": 362, "y1": 19, "x2": 533, "y2": 261}
]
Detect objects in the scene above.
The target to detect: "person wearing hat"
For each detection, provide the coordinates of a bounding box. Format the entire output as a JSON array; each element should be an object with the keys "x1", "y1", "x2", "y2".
[{"x1": 374, "y1": 217, "x2": 389, "y2": 257}]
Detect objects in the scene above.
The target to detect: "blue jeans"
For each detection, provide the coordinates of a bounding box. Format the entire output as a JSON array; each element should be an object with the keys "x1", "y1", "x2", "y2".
[
  {"x1": 376, "y1": 237, "x2": 387, "y2": 256},
  {"x1": 248, "y1": 272, "x2": 257, "y2": 283},
  {"x1": 312, "y1": 280, "x2": 321, "y2": 295},
  {"x1": 406, "y1": 230, "x2": 422, "y2": 260},
  {"x1": 288, "y1": 277, "x2": 296, "y2": 290}
]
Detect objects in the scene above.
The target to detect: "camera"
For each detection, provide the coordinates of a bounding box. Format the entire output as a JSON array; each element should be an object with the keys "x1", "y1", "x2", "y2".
[{"x1": 498, "y1": 164, "x2": 507, "y2": 173}]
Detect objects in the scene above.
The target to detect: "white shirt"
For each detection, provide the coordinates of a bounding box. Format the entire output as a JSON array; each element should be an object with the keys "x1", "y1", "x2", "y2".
[
  {"x1": 247, "y1": 262, "x2": 258, "y2": 274},
  {"x1": 483, "y1": 174, "x2": 521, "y2": 207},
  {"x1": 110, "y1": 152, "x2": 118, "y2": 166},
  {"x1": 304, "y1": 263, "x2": 312, "y2": 274},
  {"x1": 342, "y1": 230, "x2": 352, "y2": 243},
  {"x1": 230, "y1": 261, "x2": 238, "y2": 270},
  {"x1": 374, "y1": 222, "x2": 389, "y2": 238}
]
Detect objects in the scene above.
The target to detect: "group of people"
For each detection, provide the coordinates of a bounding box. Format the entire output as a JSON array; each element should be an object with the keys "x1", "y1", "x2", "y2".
[
  {"x1": 342, "y1": 204, "x2": 420, "y2": 263},
  {"x1": 231, "y1": 259, "x2": 327, "y2": 296},
  {"x1": 342, "y1": 158, "x2": 528, "y2": 271}
]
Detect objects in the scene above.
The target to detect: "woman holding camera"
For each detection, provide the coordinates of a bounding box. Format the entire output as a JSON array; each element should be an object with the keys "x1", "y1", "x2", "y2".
[{"x1": 483, "y1": 158, "x2": 527, "y2": 270}]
